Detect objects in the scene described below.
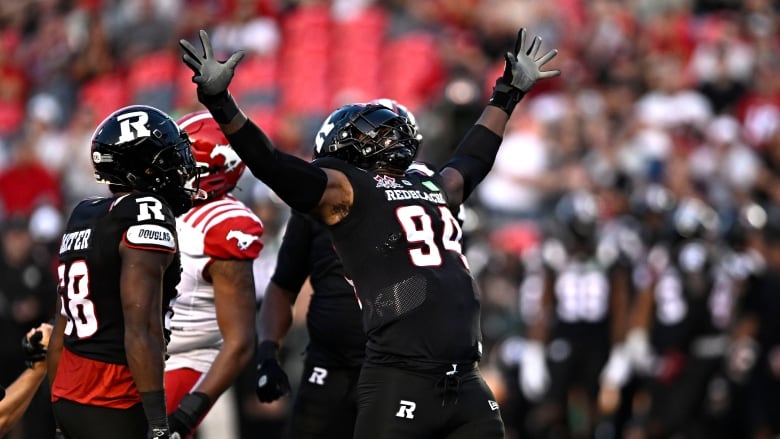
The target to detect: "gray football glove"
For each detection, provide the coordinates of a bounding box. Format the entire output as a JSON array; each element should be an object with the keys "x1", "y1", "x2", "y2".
[
  {"x1": 489, "y1": 28, "x2": 560, "y2": 114},
  {"x1": 179, "y1": 29, "x2": 244, "y2": 101},
  {"x1": 503, "y1": 28, "x2": 560, "y2": 92}
]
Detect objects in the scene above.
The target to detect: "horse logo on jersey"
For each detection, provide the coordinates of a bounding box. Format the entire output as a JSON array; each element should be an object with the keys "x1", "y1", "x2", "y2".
[
  {"x1": 227, "y1": 229, "x2": 260, "y2": 251},
  {"x1": 211, "y1": 144, "x2": 242, "y2": 172},
  {"x1": 375, "y1": 175, "x2": 403, "y2": 189}
]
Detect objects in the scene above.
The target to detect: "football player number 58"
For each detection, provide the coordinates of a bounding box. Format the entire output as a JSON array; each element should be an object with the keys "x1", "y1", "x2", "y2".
[{"x1": 57, "y1": 260, "x2": 98, "y2": 337}]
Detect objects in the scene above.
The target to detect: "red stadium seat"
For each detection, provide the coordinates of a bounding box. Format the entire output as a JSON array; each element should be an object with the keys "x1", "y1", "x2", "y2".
[
  {"x1": 127, "y1": 50, "x2": 178, "y2": 110},
  {"x1": 0, "y1": 99, "x2": 24, "y2": 138},
  {"x1": 329, "y1": 7, "x2": 387, "y2": 106},
  {"x1": 380, "y1": 33, "x2": 446, "y2": 111},
  {"x1": 79, "y1": 73, "x2": 130, "y2": 122}
]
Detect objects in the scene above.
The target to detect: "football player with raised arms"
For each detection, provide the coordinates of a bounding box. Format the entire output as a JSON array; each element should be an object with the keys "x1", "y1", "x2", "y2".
[
  {"x1": 180, "y1": 27, "x2": 559, "y2": 438},
  {"x1": 254, "y1": 100, "x2": 420, "y2": 438},
  {"x1": 163, "y1": 110, "x2": 264, "y2": 438},
  {"x1": 47, "y1": 105, "x2": 197, "y2": 439}
]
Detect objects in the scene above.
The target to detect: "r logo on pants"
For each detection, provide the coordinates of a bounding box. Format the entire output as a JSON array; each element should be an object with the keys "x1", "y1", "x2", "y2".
[
  {"x1": 308, "y1": 366, "x2": 328, "y2": 385},
  {"x1": 395, "y1": 400, "x2": 416, "y2": 419}
]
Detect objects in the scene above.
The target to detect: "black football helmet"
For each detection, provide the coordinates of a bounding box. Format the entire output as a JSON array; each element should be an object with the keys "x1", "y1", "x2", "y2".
[
  {"x1": 725, "y1": 202, "x2": 767, "y2": 248},
  {"x1": 552, "y1": 190, "x2": 600, "y2": 251},
  {"x1": 669, "y1": 197, "x2": 720, "y2": 242},
  {"x1": 368, "y1": 98, "x2": 423, "y2": 143},
  {"x1": 313, "y1": 103, "x2": 420, "y2": 173},
  {"x1": 91, "y1": 105, "x2": 198, "y2": 215}
]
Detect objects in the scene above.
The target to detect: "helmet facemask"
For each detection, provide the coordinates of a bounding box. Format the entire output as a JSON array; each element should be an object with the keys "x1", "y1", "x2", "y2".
[{"x1": 316, "y1": 104, "x2": 419, "y2": 174}]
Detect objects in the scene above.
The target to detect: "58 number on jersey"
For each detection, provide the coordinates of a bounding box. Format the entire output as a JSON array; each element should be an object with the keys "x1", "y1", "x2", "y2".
[{"x1": 58, "y1": 260, "x2": 98, "y2": 337}]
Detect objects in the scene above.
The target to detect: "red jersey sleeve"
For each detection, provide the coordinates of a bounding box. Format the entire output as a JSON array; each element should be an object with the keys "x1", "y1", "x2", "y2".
[{"x1": 203, "y1": 215, "x2": 264, "y2": 260}]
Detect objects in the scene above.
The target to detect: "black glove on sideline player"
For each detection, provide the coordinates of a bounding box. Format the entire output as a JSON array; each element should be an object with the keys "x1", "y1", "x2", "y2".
[
  {"x1": 488, "y1": 28, "x2": 560, "y2": 115},
  {"x1": 22, "y1": 330, "x2": 46, "y2": 369},
  {"x1": 255, "y1": 340, "x2": 291, "y2": 403},
  {"x1": 168, "y1": 392, "x2": 211, "y2": 437}
]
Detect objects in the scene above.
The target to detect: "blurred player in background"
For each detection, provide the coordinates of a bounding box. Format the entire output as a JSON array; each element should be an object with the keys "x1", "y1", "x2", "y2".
[
  {"x1": 165, "y1": 110, "x2": 264, "y2": 438},
  {"x1": 48, "y1": 105, "x2": 197, "y2": 439},
  {"x1": 520, "y1": 190, "x2": 632, "y2": 438},
  {"x1": 625, "y1": 197, "x2": 737, "y2": 438}
]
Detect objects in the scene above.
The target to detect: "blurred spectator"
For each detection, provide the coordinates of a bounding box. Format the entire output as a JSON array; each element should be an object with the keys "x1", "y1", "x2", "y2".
[
  {"x1": 0, "y1": 138, "x2": 62, "y2": 219},
  {"x1": 688, "y1": 13, "x2": 753, "y2": 114},
  {"x1": 689, "y1": 115, "x2": 760, "y2": 213},
  {"x1": 0, "y1": 29, "x2": 28, "y2": 140},
  {"x1": 107, "y1": 0, "x2": 180, "y2": 63},
  {"x1": 475, "y1": 113, "x2": 555, "y2": 227},
  {"x1": 211, "y1": 0, "x2": 280, "y2": 57},
  {"x1": 58, "y1": 105, "x2": 111, "y2": 213},
  {"x1": 735, "y1": 60, "x2": 780, "y2": 150},
  {"x1": 0, "y1": 216, "x2": 56, "y2": 388},
  {"x1": 25, "y1": 92, "x2": 69, "y2": 174}
]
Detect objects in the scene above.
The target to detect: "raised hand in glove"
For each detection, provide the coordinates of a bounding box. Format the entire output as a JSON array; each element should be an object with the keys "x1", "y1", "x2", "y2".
[
  {"x1": 168, "y1": 392, "x2": 211, "y2": 438},
  {"x1": 179, "y1": 29, "x2": 245, "y2": 123},
  {"x1": 489, "y1": 28, "x2": 560, "y2": 115},
  {"x1": 255, "y1": 341, "x2": 291, "y2": 403},
  {"x1": 22, "y1": 323, "x2": 52, "y2": 369}
]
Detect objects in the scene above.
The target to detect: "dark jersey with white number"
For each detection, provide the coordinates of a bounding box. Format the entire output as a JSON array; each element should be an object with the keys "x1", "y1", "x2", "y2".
[
  {"x1": 272, "y1": 211, "x2": 366, "y2": 368},
  {"x1": 57, "y1": 192, "x2": 180, "y2": 364},
  {"x1": 539, "y1": 238, "x2": 618, "y2": 339},
  {"x1": 645, "y1": 241, "x2": 735, "y2": 354},
  {"x1": 313, "y1": 158, "x2": 481, "y2": 368}
]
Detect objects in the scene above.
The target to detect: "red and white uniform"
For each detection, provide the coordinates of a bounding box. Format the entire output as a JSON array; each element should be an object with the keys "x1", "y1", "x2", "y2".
[{"x1": 165, "y1": 195, "x2": 263, "y2": 373}]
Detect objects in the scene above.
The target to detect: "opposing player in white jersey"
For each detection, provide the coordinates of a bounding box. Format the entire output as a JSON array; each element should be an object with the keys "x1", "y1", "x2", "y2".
[{"x1": 164, "y1": 110, "x2": 264, "y2": 439}]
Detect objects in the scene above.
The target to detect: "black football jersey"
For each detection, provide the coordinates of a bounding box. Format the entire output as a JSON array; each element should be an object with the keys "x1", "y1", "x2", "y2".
[
  {"x1": 272, "y1": 211, "x2": 366, "y2": 367},
  {"x1": 314, "y1": 158, "x2": 481, "y2": 367},
  {"x1": 539, "y1": 237, "x2": 617, "y2": 339},
  {"x1": 646, "y1": 242, "x2": 734, "y2": 353},
  {"x1": 56, "y1": 192, "x2": 180, "y2": 364}
]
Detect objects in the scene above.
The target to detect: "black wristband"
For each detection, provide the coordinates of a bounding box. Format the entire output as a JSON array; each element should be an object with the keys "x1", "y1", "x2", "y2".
[
  {"x1": 200, "y1": 90, "x2": 240, "y2": 124},
  {"x1": 140, "y1": 390, "x2": 168, "y2": 430},
  {"x1": 179, "y1": 391, "x2": 211, "y2": 421},
  {"x1": 488, "y1": 80, "x2": 525, "y2": 115},
  {"x1": 258, "y1": 340, "x2": 279, "y2": 360}
]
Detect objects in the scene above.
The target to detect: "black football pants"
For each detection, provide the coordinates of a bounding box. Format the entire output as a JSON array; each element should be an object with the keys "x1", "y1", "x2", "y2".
[
  {"x1": 352, "y1": 364, "x2": 505, "y2": 439},
  {"x1": 52, "y1": 398, "x2": 147, "y2": 439},
  {"x1": 288, "y1": 358, "x2": 361, "y2": 439}
]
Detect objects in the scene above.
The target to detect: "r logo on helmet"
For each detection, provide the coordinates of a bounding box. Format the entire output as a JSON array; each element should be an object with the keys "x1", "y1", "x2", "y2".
[{"x1": 116, "y1": 111, "x2": 151, "y2": 143}]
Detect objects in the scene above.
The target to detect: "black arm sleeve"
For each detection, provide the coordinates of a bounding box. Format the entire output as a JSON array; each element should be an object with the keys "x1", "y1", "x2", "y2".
[
  {"x1": 270, "y1": 212, "x2": 312, "y2": 295},
  {"x1": 226, "y1": 121, "x2": 328, "y2": 213},
  {"x1": 442, "y1": 124, "x2": 503, "y2": 201}
]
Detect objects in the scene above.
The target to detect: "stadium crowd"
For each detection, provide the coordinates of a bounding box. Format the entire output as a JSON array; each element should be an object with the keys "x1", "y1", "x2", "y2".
[{"x1": 2, "y1": 0, "x2": 780, "y2": 438}]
